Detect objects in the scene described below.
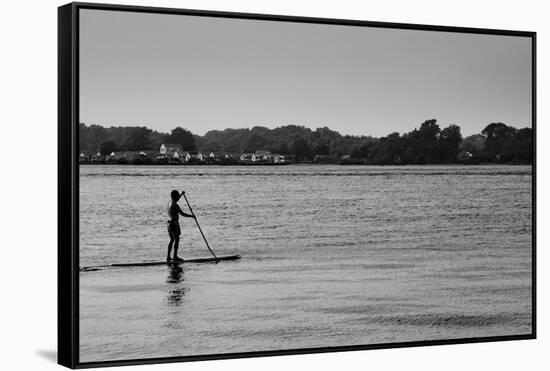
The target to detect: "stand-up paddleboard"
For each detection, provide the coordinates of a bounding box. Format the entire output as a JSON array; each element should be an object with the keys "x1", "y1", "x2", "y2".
[
  {"x1": 112, "y1": 254, "x2": 241, "y2": 266},
  {"x1": 80, "y1": 254, "x2": 241, "y2": 271}
]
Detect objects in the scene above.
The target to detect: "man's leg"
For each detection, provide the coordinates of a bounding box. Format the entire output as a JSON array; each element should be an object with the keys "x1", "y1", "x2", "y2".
[
  {"x1": 167, "y1": 236, "x2": 174, "y2": 261},
  {"x1": 173, "y1": 237, "x2": 183, "y2": 261}
]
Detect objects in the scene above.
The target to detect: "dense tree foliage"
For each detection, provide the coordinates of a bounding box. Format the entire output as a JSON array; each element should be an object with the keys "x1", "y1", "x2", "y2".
[
  {"x1": 168, "y1": 127, "x2": 196, "y2": 150},
  {"x1": 79, "y1": 120, "x2": 533, "y2": 164},
  {"x1": 122, "y1": 127, "x2": 153, "y2": 151},
  {"x1": 481, "y1": 122, "x2": 531, "y2": 162},
  {"x1": 79, "y1": 123, "x2": 168, "y2": 152},
  {"x1": 460, "y1": 134, "x2": 486, "y2": 155},
  {"x1": 99, "y1": 140, "x2": 117, "y2": 155}
]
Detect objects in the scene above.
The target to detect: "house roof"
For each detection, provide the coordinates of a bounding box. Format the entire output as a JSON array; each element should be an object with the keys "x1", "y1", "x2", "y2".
[{"x1": 162, "y1": 143, "x2": 183, "y2": 148}]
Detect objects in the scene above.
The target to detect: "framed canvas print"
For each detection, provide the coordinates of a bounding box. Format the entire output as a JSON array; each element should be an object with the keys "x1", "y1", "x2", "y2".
[{"x1": 58, "y1": 2, "x2": 536, "y2": 368}]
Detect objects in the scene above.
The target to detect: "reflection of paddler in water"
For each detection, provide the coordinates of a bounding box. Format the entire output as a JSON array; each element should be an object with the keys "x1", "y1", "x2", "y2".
[
  {"x1": 167, "y1": 190, "x2": 195, "y2": 262},
  {"x1": 167, "y1": 264, "x2": 184, "y2": 284},
  {"x1": 166, "y1": 265, "x2": 186, "y2": 306}
]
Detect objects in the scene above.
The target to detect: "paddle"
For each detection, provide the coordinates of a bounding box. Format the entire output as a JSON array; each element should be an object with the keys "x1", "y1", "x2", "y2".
[{"x1": 181, "y1": 191, "x2": 219, "y2": 262}]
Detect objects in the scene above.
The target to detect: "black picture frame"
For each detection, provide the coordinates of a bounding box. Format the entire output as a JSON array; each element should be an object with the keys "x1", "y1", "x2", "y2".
[{"x1": 58, "y1": 2, "x2": 536, "y2": 368}]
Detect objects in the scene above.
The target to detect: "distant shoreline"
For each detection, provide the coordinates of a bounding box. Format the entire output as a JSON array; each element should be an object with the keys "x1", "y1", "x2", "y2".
[{"x1": 78, "y1": 162, "x2": 532, "y2": 167}]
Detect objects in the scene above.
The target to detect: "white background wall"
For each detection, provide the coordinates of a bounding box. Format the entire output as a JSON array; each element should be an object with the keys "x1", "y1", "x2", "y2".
[{"x1": 0, "y1": 0, "x2": 546, "y2": 369}]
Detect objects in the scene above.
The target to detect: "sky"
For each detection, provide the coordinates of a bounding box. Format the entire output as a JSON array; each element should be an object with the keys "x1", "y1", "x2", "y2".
[{"x1": 79, "y1": 9, "x2": 532, "y2": 137}]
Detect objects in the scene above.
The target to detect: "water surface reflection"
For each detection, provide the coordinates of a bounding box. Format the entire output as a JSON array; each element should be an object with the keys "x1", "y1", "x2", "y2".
[{"x1": 165, "y1": 265, "x2": 186, "y2": 306}]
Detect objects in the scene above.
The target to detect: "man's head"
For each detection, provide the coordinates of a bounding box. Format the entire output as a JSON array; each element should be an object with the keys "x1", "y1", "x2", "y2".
[{"x1": 171, "y1": 190, "x2": 180, "y2": 201}]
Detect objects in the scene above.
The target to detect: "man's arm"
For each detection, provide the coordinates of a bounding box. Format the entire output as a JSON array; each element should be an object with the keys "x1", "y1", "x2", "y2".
[{"x1": 177, "y1": 204, "x2": 195, "y2": 218}]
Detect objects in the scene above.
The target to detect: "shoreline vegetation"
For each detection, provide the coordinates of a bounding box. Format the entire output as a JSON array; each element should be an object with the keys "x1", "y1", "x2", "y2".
[{"x1": 78, "y1": 120, "x2": 532, "y2": 166}]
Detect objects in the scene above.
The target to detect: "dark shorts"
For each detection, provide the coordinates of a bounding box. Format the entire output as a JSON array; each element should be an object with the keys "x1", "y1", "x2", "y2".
[{"x1": 167, "y1": 221, "x2": 181, "y2": 238}]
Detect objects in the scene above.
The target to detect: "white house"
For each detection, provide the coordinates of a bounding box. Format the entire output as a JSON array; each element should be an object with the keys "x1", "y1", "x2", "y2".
[
  {"x1": 240, "y1": 153, "x2": 254, "y2": 161},
  {"x1": 160, "y1": 143, "x2": 183, "y2": 156},
  {"x1": 252, "y1": 150, "x2": 272, "y2": 162},
  {"x1": 273, "y1": 155, "x2": 285, "y2": 163}
]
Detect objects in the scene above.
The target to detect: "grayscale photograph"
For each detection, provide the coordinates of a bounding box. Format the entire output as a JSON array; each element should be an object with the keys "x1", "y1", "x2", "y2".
[{"x1": 76, "y1": 8, "x2": 533, "y2": 363}]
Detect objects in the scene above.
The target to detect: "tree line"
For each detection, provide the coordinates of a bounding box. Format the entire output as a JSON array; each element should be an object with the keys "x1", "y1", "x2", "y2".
[
  {"x1": 79, "y1": 120, "x2": 533, "y2": 164},
  {"x1": 79, "y1": 124, "x2": 195, "y2": 155}
]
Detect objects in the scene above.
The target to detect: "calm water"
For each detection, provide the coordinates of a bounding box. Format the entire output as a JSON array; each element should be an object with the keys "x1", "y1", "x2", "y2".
[{"x1": 79, "y1": 165, "x2": 532, "y2": 362}]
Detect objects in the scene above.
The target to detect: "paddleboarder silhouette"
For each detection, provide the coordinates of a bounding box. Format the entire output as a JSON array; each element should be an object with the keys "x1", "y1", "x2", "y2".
[{"x1": 167, "y1": 190, "x2": 195, "y2": 262}]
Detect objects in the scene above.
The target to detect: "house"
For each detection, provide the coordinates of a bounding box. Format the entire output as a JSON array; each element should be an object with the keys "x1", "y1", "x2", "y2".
[
  {"x1": 220, "y1": 153, "x2": 236, "y2": 163},
  {"x1": 179, "y1": 151, "x2": 198, "y2": 163},
  {"x1": 197, "y1": 152, "x2": 206, "y2": 162},
  {"x1": 106, "y1": 151, "x2": 127, "y2": 164},
  {"x1": 79, "y1": 153, "x2": 89, "y2": 163},
  {"x1": 240, "y1": 153, "x2": 254, "y2": 161},
  {"x1": 160, "y1": 143, "x2": 183, "y2": 155},
  {"x1": 457, "y1": 150, "x2": 473, "y2": 162},
  {"x1": 91, "y1": 152, "x2": 103, "y2": 163},
  {"x1": 239, "y1": 151, "x2": 286, "y2": 163},
  {"x1": 123, "y1": 150, "x2": 155, "y2": 164},
  {"x1": 273, "y1": 155, "x2": 286, "y2": 163},
  {"x1": 252, "y1": 150, "x2": 272, "y2": 162}
]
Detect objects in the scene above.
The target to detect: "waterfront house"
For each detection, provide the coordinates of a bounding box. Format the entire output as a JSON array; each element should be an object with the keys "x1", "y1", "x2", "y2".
[
  {"x1": 182, "y1": 151, "x2": 191, "y2": 162},
  {"x1": 79, "y1": 152, "x2": 89, "y2": 163},
  {"x1": 160, "y1": 143, "x2": 183, "y2": 156},
  {"x1": 91, "y1": 152, "x2": 103, "y2": 163},
  {"x1": 240, "y1": 153, "x2": 254, "y2": 162},
  {"x1": 457, "y1": 150, "x2": 473, "y2": 162},
  {"x1": 106, "y1": 151, "x2": 128, "y2": 164},
  {"x1": 180, "y1": 151, "x2": 197, "y2": 163},
  {"x1": 252, "y1": 150, "x2": 272, "y2": 162},
  {"x1": 273, "y1": 154, "x2": 286, "y2": 163}
]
